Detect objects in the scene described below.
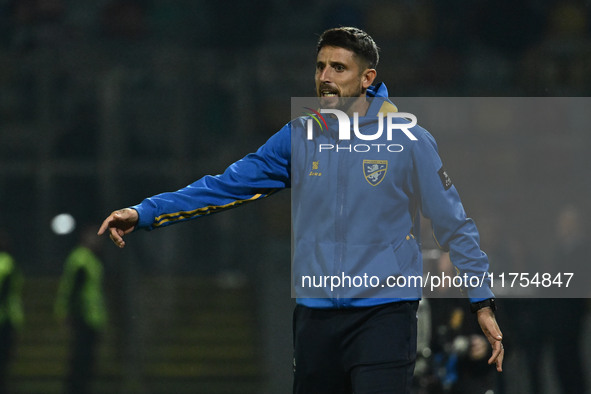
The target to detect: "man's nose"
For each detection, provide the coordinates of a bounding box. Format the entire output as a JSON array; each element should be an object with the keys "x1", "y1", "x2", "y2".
[{"x1": 318, "y1": 66, "x2": 331, "y2": 82}]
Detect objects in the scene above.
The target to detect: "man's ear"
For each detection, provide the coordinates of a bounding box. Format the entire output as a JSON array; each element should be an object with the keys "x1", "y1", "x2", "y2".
[{"x1": 362, "y1": 69, "x2": 377, "y2": 89}]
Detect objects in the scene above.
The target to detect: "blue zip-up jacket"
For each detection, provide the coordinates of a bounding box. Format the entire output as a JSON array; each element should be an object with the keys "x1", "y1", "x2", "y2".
[{"x1": 132, "y1": 83, "x2": 494, "y2": 308}]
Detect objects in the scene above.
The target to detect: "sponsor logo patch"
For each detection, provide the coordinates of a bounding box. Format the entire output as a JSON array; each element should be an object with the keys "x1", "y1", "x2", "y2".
[
  {"x1": 309, "y1": 160, "x2": 321, "y2": 176},
  {"x1": 438, "y1": 166, "x2": 453, "y2": 190}
]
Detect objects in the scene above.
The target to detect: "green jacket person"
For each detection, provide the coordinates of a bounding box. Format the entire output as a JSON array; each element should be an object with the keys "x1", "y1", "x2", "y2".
[
  {"x1": 55, "y1": 226, "x2": 107, "y2": 394},
  {"x1": 55, "y1": 246, "x2": 107, "y2": 330},
  {"x1": 0, "y1": 252, "x2": 24, "y2": 330},
  {"x1": 0, "y1": 236, "x2": 24, "y2": 394}
]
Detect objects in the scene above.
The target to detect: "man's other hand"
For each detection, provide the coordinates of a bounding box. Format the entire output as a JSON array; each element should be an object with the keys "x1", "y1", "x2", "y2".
[{"x1": 477, "y1": 306, "x2": 504, "y2": 372}]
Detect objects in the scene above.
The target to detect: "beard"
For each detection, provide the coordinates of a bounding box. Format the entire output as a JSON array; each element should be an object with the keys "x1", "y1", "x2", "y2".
[{"x1": 316, "y1": 84, "x2": 364, "y2": 112}]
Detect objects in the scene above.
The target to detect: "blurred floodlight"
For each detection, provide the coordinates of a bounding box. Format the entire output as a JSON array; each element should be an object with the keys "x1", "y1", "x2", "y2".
[{"x1": 51, "y1": 213, "x2": 76, "y2": 235}]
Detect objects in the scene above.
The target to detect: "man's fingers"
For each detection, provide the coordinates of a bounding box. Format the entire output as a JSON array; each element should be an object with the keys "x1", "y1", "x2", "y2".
[
  {"x1": 487, "y1": 330, "x2": 503, "y2": 372},
  {"x1": 97, "y1": 215, "x2": 113, "y2": 236},
  {"x1": 486, "y1": 332, "x2": 504, "y2": 372},
  {"x1": 97, "y1": 210, "x2": 124, "y2": 236},
  {"x1": 497, "y1": 346, "x2": 504, "y2": 372},
  {"x1": 97, "y1": 208, "x2": 138, "y2": 248},
  {"x1": 488, "y1": 341, "x2": 504, "y2": 372},
  {"x1": 97, "y1": 208, "x2": 138, "y2": 247},
  {"x1": 109, "y1": 227, "x2": 125, "y2": 248},
  {"x1": 476, "y1": 307, "x2": 504, "y2": 372},
  {"x1": 488, "y1": 340, "x2": 502, "y2": 363}
]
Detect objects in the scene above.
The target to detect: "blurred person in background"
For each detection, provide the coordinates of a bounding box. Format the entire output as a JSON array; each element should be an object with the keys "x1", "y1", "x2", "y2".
[
  {"x1": 0, "y1": 230, "x2": 24, "y2": 394},
  {"x1": 550, "y1": 204, "x2": 589, "y2": 394},
  {"x1": 521, "y1": 205, "x2": 588, "y2": 394},
  {"x1": 55, "y1": 225, "x2": 107, "y2": 394},
  {"x1": 427, "y1": 253, "x2": 495, "y2": 394}
]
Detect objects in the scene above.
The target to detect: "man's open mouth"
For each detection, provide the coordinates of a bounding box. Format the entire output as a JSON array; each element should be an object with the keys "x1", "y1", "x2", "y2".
[{"x1": 320, "y1": 88, "x2": 339, "y2": 97}]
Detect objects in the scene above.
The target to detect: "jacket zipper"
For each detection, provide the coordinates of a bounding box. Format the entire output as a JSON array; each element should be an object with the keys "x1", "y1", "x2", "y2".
[{"x1": 334, "y1": 139, "x2": 347, "y2": 308}]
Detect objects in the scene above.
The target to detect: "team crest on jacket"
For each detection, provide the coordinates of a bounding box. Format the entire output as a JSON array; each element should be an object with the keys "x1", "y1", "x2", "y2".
[{"x1": 363, "y1": 160, "x2": 388, "y2": 186}]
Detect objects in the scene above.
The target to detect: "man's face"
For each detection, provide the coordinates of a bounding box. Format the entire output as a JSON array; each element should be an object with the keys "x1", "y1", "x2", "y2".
[{"x1": 315, "y1": 46, "x2": 374, "y2": 109}]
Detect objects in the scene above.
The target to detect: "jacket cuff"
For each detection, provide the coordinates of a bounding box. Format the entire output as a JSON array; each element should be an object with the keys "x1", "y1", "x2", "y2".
[
  {"x1": 468, "y1": 284, "x2": 495, "y2": 302},
  {"x1": 130, "y1": 203, "x2": 153, "y2": 230}
]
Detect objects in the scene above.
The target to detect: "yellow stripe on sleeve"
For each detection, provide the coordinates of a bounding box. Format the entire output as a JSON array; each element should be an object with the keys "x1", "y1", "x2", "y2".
[{"x1": 152, "y1": 189, "x2": 276, "y2": 228}]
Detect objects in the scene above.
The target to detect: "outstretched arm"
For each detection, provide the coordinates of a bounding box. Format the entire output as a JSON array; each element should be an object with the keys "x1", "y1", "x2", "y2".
[
  {"x1": 97, "y1": 123, "x2": 291, "y2": 248},
  {"x1": 476, "y1": 307, "x2": 504, "y2": 372},
  {"x1": 97, "y1": 208, "x2": 138, "y2": 248}
]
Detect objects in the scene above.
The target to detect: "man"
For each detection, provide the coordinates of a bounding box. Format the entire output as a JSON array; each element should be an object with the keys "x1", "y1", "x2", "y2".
[{"x1": 99, "y1": 27, "x2": 503, "y2": 393}]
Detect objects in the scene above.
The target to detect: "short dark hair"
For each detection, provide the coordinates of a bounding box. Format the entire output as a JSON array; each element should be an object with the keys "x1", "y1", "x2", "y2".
[{"x1": 317, "y1": 27, "x2": 379, "y2": 69}]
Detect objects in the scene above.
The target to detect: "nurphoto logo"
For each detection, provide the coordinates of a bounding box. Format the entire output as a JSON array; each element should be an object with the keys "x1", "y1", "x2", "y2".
[{"x1": 304, "y1": 108, "x2": 419, "y2": 142}]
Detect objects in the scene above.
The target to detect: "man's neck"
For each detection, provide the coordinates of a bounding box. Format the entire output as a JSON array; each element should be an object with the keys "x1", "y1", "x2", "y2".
[{"x1": 345, "y1": 96, "x2": 370, "y2": 116}]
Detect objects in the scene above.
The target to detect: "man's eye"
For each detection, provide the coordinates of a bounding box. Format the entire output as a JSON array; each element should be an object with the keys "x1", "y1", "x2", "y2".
[{"x1": 334, "y1": 65, "x2": 345, "y2": 72}]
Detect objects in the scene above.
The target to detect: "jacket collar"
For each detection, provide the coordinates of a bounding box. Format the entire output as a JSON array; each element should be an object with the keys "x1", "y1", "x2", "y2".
[{"x1": 366, "y1": 82, "x2": 398, "y2": 117}]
